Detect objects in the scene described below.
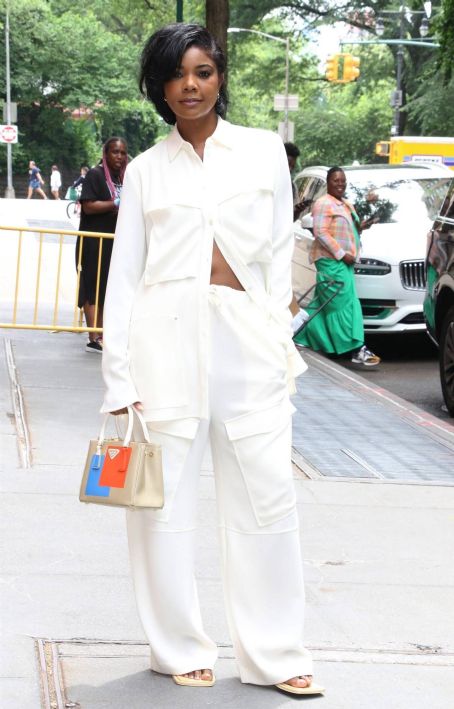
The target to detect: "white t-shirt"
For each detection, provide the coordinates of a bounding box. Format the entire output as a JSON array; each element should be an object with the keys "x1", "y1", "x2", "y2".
[{"x1": 50, "y1": 170, "x2": 61, "y2": 189}]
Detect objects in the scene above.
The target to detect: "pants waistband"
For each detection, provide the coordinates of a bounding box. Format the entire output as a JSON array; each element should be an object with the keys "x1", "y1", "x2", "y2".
[{"x1": 208, "y1": 284, "x2": 250, "y2": 307}]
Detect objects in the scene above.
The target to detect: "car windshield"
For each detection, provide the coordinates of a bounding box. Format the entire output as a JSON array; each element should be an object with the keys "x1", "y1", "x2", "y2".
[{"x1": 345, "y1": 175, "x2": 451, "y2": 225}]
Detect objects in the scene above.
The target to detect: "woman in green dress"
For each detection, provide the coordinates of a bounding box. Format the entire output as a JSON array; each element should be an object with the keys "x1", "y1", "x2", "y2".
[{"x1": 294, "y1": 167, "x2": 380, "y2": 367}]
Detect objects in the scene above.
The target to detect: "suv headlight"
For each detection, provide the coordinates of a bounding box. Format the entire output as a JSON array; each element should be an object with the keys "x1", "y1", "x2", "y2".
[{"x1": 354, "y1": 258, "x2": 391, "y2": 276}]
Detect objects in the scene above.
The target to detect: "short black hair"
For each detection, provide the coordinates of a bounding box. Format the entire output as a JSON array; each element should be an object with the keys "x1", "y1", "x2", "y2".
[
  {"x1": 327, "y1": 166, "x2": 344, "y2": 181},
  {"x1": 139, "y1": 23, "x2": 228, "y2": 125},
  {"x1": 284, "y1": 142, "x2": 300, "y2": 159}
]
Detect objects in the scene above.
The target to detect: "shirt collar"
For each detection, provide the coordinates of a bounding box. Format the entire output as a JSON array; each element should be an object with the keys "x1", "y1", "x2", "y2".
[
  {"x1": 166, "y1": 117, "x2": 234, "y2": 161},
  {"x1": 326, "y1": 193, "x2": 344, "y2": 205},
  {"x1": 326, "y1": 193, "x2": 356, "y2": 216}
]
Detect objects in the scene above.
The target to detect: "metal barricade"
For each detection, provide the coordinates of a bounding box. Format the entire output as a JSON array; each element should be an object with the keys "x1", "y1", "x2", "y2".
[
  {"x1": 293, "y1": 278, "x2": 344, "y2": 339},
  {"x1": 0, "y1": 225, "x2": 113, "y2": 333}
]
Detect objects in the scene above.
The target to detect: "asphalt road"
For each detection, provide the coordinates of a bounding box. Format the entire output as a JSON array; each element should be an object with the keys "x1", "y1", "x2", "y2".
[{"x1": 337, "y1": 331, "x2": 452, "y2": 423}]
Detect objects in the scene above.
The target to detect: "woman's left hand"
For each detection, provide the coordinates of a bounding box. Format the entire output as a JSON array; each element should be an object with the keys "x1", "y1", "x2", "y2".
[{"x1": 111, "y1": 401, "x2": 144, "y2": 416}]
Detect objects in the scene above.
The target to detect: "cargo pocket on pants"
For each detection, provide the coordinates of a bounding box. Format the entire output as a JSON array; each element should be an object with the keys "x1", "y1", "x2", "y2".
[{"x1": 224, "y1": 398, "x2": 297, "y2": 527}]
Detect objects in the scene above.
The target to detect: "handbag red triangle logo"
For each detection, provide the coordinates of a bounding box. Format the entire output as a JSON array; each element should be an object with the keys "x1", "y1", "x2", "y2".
[{"x1": 99, "y1": 446, "x2": 132, "y2": 488}]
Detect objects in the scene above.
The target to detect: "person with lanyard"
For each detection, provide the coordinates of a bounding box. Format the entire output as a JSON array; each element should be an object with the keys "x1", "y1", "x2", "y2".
[
  {"x1": 294, "y1": 166, "x2": 381, "y2": 367},
  {"x1": 76, "y1": 138, "x2": 128, "y2": 353},
  {"x1": 101, "y1": 23, "x2": 324, "y2": 698}
]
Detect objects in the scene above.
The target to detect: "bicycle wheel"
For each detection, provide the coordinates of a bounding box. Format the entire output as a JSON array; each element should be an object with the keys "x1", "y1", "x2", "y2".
[{"x1": 66, "y1": 201, "x2": 78, "y2": 219}]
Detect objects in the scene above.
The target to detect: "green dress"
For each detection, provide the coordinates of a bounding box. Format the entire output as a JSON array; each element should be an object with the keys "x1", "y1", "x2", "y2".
[{"x1": 294, "y1": 214, "x2": 364, "y2": 355}]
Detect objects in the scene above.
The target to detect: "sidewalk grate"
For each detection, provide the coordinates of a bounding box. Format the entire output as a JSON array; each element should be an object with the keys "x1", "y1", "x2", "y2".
[
  {"x1": 292, "y1": 369, "x2": 454, "y2": 483},
  {"x1": 36, "y1": 637, "x2": 454, "y2": 709}
]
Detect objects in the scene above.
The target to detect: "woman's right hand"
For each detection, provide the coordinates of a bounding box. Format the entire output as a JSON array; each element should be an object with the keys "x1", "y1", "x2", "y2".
[
  {"x1": 342, "y1": 253, "x2": 355, "y2": 265},
  {"x1": 111, "y1": 401, "x2": 144, "y2": 416}
]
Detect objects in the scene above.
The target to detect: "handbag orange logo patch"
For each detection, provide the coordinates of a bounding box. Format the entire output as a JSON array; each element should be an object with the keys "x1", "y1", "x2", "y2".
[{"x1": 99, "y1": 446, "x2": 132, "y2": 488}]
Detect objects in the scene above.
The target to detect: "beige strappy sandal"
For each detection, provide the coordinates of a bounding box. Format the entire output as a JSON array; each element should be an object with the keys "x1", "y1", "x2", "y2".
[
  {"x1": 276, "y1": 675, "x2": 325, "y2": 695},
  {"x1": 172, "y1": 671, "x2": 215, "y2": 687}
]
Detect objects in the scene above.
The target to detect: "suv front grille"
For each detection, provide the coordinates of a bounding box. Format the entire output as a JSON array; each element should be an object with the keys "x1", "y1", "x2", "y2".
[{"x1": 399, "y1": 260, "x2": 426, "y2": 290}]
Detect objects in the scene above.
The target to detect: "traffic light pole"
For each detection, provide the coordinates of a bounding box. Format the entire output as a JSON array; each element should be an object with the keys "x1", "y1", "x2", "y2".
[
  {"x1": 4, "y1": 1, "x2": 15, "y2": 199},
  {"x1": 392, "y1": 46, "x2": 405, "y2": 134},
  {"x1": 390, "y1": 5, "x2": 406, "y2": 136},
  {"x1": 284, "y1": 36, "x2": 289, "y2": 142},
  {"x1": 340, "y1": 38, "x2": 439, "y2": 48}
]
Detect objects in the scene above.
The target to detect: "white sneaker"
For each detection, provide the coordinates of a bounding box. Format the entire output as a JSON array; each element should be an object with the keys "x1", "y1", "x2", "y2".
[
  {"x1": 292, "y1": 308, "x2": 310, "y2": 334},
  {"x1": 351, "y1": 345, "x2": 381, "y2": 367}
]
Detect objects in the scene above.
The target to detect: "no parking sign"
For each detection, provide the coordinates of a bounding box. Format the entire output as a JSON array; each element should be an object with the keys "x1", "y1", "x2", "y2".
[{"x1": 0, "y1": 124, "x2": 18, "y2": 143}]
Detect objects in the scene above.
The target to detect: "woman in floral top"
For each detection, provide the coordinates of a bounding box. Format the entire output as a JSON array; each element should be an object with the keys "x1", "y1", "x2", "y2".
[{"x1": 295, "y1": 166, "x2": 380, "y2": 367}]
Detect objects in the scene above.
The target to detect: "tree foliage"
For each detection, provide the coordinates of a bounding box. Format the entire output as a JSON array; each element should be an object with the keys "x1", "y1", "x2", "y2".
[
  {"x1": 437, "y1": 0, "x2": 454, "y2": 82},
  {"x1": 0, "y1": 0, "x2": 177, "y2": 179},
  {"x1": 0, "y1": 0, "x2": 452, "y2": 188},
  {"x1": 229, "y1": 0, "x2": 450, "y2": 138}
]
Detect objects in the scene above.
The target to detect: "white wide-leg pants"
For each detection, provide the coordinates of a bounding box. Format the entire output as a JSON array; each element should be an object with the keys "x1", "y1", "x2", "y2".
[{"x1": 126, "y1": 286, "x2": 312, "y2": 685}]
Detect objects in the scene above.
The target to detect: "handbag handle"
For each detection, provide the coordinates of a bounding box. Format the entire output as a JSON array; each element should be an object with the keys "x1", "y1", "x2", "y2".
[{"x1": 97, "y1": 406, "x2": 150, "y2": 450}]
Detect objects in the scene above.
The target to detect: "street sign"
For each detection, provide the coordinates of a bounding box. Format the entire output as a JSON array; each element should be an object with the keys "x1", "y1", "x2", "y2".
[
  {"x1": 274, "y1": 94, "x2": 299, "y2": 111},
  {"x1": 278, "y1": 121, "x2": 294, "y2": 142},
  {"x1": 2, "y1": 102, "x2": 17, "y2": 123},
  {"x1": 0, "y1": 124, "x2": 18, "y2": 144},
  {"x1": 390, "y1": 90, "x2": 403, "y2": 108}
]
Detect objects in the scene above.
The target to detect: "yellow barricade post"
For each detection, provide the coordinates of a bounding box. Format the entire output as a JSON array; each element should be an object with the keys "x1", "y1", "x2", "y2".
[{"x1": 0, "y1": 225, "x2": 114, "y2": 333}]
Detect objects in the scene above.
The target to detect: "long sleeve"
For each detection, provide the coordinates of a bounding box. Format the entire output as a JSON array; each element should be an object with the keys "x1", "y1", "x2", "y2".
[
  {"x1": 312, "y1": 199, "x2": 346, "y2": 261},
  {"x1": 269, "y1": 136, "x2": 307, "y2": 384},
  {"x1": 101, "y1": 164, "x2": 147, "y2": 413},
  {"x1": 270, "y1": 137, "x2": 294, "y2": 316}
]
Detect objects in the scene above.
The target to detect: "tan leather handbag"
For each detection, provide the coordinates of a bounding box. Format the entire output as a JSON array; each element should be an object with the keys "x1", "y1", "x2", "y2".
[{"x1": 79, "y1": 406, "x2": 164, "y2": 509}]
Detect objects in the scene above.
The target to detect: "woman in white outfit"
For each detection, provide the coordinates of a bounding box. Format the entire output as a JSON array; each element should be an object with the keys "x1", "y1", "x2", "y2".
[
  {"x1": 101, "y1": 23, "x2": 323, "y2": 697},
  {"x1": 50, "y1": 164, "x2": 62, "y2": 199}
]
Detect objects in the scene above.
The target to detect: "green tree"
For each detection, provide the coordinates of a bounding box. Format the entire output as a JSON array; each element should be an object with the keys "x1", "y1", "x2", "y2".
[
  {"x1": 0, "y1": 0, "x2": 164, "y2": 180},
  {"x1": 294, "y1": 45, "x2": 394, "y2": 165},
  {"x1": 437, "y1": 0, "x2": 454, "y2": 81},
  {"x1": 229, "y1": 0, "x2": 445, "y2": 137},
  {"x1": 227, "y1": 17, "x2": 319, "y2": 130}
]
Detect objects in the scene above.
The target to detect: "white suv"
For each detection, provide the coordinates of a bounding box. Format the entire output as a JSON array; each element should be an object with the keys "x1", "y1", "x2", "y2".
[{"x1": 292, "y1": 164, "x2": 451, "y2": 333}]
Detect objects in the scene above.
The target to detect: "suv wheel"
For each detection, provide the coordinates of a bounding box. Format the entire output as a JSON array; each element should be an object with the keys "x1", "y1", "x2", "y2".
[{"x1": 440, "y1": 305, "x2": 454, "y2": 416}]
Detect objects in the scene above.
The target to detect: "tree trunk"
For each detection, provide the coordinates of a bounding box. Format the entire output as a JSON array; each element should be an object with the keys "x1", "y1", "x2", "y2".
[{"x1": 206, "y1": 0, "x2": 229, "y2": 81}]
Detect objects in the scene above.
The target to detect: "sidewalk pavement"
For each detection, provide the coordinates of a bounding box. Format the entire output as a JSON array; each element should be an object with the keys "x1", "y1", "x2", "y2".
[{"x1": 1, "y1": 327, "x2": 454, "y2": 709}]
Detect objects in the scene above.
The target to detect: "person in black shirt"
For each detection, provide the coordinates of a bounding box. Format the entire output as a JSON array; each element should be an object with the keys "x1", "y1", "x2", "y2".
[{"x1": 76, "y1": 138, "x2": 128, "y2": 353}]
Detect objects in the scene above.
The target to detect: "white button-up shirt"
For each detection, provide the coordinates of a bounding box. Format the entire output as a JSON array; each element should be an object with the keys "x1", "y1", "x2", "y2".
[{"x1": 101, "y1": 118, "x2": 306, "y2": 426}]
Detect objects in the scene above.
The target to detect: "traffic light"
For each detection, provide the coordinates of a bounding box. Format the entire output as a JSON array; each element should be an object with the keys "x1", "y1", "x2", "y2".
[
  {"x1": 325, "y1": 55, "x2": 339, "y2": 82},
  {"x1": 343, "y1": 54, "x2": 360, "y2": 82}
]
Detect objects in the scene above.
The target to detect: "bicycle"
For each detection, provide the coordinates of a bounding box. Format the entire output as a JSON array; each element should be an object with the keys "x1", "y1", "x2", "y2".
[
  {"x1": 66, "y1": 200, "x2": 81, "y2": 220},
  {"x1": 65, "y1": 184, "x2": 82, "y2": 220}
]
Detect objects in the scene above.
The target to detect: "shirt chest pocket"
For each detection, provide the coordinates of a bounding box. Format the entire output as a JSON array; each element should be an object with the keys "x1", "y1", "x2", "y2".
[
  {"x1": 217, "y1": 180, "x2": 274, "y2": 264},
  {"x1": 144, "y1": 203, "x2": 202, "y2": 286}
]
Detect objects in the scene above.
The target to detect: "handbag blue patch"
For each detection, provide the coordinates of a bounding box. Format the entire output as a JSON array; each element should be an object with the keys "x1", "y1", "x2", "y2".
[{"x1": 85, "y1": 454, "x2": 110, "y2": 497}]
